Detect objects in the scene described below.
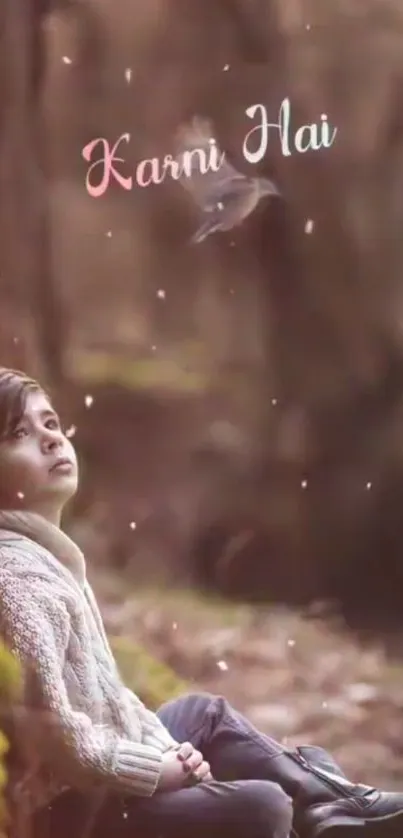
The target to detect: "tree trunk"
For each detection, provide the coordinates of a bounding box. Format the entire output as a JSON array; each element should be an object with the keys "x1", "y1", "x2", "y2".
[{"x1": 0, "y1": 0, "x2": 67, "y2": 388}]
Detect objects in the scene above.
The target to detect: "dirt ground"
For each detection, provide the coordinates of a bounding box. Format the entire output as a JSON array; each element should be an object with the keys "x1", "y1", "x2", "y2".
[{"x1": 92, "y1": 569, "x2": 403, "y2": 791}]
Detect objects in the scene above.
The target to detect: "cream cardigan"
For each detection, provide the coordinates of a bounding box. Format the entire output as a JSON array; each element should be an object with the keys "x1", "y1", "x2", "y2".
[{"x1": 0, "y1": 510, "x2": 178, "y2": 815}]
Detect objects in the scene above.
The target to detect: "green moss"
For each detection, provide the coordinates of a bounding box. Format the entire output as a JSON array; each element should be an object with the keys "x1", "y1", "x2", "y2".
[
  {"x1": 110, "y1": 636, "x2": 188, "y2": 709},
  {"x1": 68, "y1": 349, "x2": 209, "y2": 393},
  {"x1": 0, "y1": 642, "x2": 21, "y2": 834},
  {"x1": 122, "y1": 585, "x2": 253, "y2": 627},
  {"x1": 0, "y1": 645, "x2": 21, "y2": 704}
]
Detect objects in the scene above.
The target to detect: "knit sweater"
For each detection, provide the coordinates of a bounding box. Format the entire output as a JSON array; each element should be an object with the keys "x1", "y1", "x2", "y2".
[{"x1": 0, "y1": 510, "x2": 179, "y2": 815}]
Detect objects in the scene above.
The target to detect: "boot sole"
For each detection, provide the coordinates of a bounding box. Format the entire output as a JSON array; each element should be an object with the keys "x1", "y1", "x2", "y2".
[{"x1": 312, "y1": 809, "x2": 403, "y2": 838}]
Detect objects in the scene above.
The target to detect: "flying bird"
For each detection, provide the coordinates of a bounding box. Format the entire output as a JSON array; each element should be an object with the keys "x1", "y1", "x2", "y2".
[{"x1": 174, "y1": 116, "x2": 280, "y2": 243}]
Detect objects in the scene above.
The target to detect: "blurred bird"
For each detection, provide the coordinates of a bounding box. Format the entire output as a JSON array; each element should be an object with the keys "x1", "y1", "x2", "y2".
[{"x1": 174, "y1": 116, "x2": 280, "y2": 243}]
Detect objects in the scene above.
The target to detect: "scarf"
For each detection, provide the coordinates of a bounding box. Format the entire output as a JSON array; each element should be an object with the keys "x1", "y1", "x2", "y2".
[{"x1": 0, "y1": 509, "x2": 86, "y2": 585}]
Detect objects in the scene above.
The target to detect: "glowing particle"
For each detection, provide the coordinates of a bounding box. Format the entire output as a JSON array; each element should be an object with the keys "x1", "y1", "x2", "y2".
[
  {"x1": 62, "y1": 56, "x2": 72, "y2": 65},
  {"x1": 125, "y1": 68, "x2": 132, "y2": 83},
  {"x1": 84, "y1": 395, "x2": 93, "y2": 408},
  {"x1": 157, "y1": 289, "x2": 165, "y2": 299},
  {"x1": 65, "y1": 425, "x2": 77, "y2": 439},
  {"x1": 129, "y1": 521, "x2": 137, "y2": 530},
  {"x1": 305, "y1": 219, "x2": 314, "y2": 234},
  {"x1": 217, "y1": 660, "x2": 228, "y2": 671}
]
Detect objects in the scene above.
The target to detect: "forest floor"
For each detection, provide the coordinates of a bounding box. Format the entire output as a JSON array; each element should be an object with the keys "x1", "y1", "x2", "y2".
[{"x1": 91, "y1": 569, "x2": 403, "y2": 791}]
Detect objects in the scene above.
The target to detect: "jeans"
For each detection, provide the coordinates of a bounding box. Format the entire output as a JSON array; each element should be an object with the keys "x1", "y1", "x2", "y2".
[{"x1": 35, "y1": 692, "x2": 293, "y2": 838}]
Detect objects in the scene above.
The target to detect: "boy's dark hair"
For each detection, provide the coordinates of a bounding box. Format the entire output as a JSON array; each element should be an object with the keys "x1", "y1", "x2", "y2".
[{"x1": 0, "y1": 368, "x2": 44, "y2": 441}]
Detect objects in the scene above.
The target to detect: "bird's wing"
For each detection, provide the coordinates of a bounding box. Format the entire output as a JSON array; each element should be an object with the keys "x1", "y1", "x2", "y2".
[{"x1": 174, "y1": 116, "x2": 245, "y2": 209}]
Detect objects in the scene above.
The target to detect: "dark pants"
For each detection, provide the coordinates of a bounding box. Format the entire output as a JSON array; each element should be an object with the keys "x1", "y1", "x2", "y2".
[{"x1": 35, "y1": 692, "x2": 293, "y2": 838}]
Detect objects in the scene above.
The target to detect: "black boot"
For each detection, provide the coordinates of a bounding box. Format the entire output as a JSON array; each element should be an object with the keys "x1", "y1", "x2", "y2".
[{"x1": 263, "y1": 744, "x2": 403, "y2": 838}]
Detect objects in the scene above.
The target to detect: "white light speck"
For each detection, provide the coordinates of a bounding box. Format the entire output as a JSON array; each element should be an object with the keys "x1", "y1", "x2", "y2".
[
  {"x1": 13, "y1": 337, "x2": 19, "y2": 344},
  {"x1": 366, "y1": 482, "x2": 372, "y2": 490},
  {"x1": 84, "y1": 394, "x2": 93, "y2": 408},
  {"x1": 271, "y1": 398, "x2": 278, "y2": 406},
  {"x1": 151, "y1": 345, "x2": 157, "y2": 351},
  {"x1": 129, "y1": 521, "x2": 137, "y2": 530},
  {"x1": 306, "y1": 24, "x2": 311, "y2": 30},
  {"x1": 125, "y1": 68, "x2": 132, "y2": 83},
  {"x1": 305, "y1": 219, "x2": 314, "y2": 234},
  {"x1": 106, "y1": 231, "x2": 112, "y2": 238},
  {"x1": 217, "y1": 202, "x2": 224, "y2": 210},
  {"x1": 217, "y1": 660, "x2": 228, "y2": 671},
  {"x1": 223, "y1": 64, "x2": 230, "y2": 71},
  {"x1": 65, "y1": 425, "x2": 77, "y2": 439},
  {"x1": 172, "y1": 622, "x2": 178, "y2": 630},
  {"x1": 157, "y1": 289, "x2": 165, "y2": 299},
  {"x1": 322, "y1": 701, "x2": 328, "y2": 708},
  {"x1": 301, "y1": 480, "x2": 308, "y2": 489},
  {"x1": 17, "y1": 492, "x2": 24, "y2": 500},
  {"x1": 62, "y1": 56, "x2": 72, "y2": 65},
  {"x1": 287, "y1": 638, "x2": 295, "y2": 647}
]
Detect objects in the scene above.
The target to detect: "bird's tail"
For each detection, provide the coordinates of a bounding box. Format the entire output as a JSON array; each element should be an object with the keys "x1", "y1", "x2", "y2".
[
  {"x1": 191, "y1": 218, "x2": 222, "y2": 243},
  {"x1": 260, "y1": 177, "x2": 281, "y2": 197}
]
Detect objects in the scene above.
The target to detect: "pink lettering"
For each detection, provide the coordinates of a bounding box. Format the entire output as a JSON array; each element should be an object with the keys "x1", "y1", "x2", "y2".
[
  {"x1": 136, "y1": 157, "x2": 166, "y2": 187},
  {"x1": 162, "y1": 154, "x2": 181, "y2": 180},
  {"x1": 82, "y1": 133, "x2": 133, "y2": 197}
]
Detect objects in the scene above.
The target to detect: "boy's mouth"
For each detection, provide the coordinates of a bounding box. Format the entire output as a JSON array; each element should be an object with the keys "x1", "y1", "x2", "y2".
[{"x1": 49, "y1": 457, "x2": 73, "y2": 473}]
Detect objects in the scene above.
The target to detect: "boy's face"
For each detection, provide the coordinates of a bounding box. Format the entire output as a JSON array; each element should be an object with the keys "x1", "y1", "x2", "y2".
[{"x1": 0, "y1": 390, "x2": 78, "y2": 522}]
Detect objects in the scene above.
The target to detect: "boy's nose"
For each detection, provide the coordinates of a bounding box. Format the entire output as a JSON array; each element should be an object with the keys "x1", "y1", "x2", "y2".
[{"x1": 42, "y1": 434, "x2": 63, "y2": 454}]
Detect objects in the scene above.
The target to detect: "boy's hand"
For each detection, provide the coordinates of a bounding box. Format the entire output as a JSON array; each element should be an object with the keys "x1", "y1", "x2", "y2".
[
  {"x1": 175, "y1": 741, "x2": 213, "y2": 783},
  {"x1": 157, "y1": 748, "x2": 212, "y2": 792},
  {"x1": 157, "y1": 750, "x2": 191, "y2": 791}
]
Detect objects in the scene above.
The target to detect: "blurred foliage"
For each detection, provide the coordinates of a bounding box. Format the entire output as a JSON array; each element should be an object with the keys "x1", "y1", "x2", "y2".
[
  {"x1": 69, "y1": 349, "x2": 209, "y2": 393},
  {"x1": 110, "y1": 636, "x2": 189, "y2": 708},
  {"x1": 0, "y1": 642, "x2": 22, "y2": 837},
  {"x1": 0, "y1": 732, "x2": 8, "y2": 838},
  {"x1": 0, "y1": 647, "x2": 22, "y2": 707}
]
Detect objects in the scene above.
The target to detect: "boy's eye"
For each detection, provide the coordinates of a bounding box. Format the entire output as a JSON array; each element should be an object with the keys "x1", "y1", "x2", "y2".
[
  {"x1": 11, "y1": 427, "x2": 27, "y2": 441},
  {"x1": 46, "y1": 418, "x2": 59, "y2": 430}
]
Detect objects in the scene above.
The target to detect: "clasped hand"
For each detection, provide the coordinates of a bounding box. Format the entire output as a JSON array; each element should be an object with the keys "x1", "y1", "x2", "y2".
[{"x1": 157, "y1": 742, "x2": 212, "y2": 792}]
